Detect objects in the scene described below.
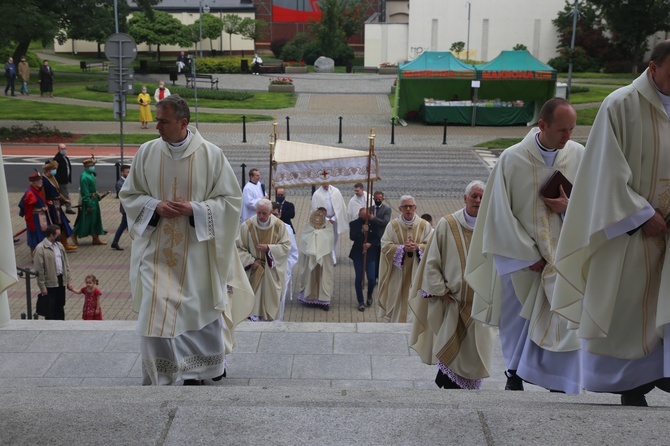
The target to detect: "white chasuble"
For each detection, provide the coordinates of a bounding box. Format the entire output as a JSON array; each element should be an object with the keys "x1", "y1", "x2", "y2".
[
  {"x1": 378, "y1": 217, "x2": 432, "y2": 323},
  {"x1": 409, "y1": 209, "x2": 496, "y2": 380},
  {"x1": 554, "y1": 69, "x2": 670, "y2": 359},
  {"x1": 121, "y1": 128, "x2": 254, "y2": 340},
  {"x1": 465, "y1": 128, "x2": 584, "y2": 352}
]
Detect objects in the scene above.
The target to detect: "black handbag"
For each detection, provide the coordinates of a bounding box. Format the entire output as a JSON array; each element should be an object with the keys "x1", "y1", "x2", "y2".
[{"x1": 35, "y1": 293, "x2": 51, "y2": 318}]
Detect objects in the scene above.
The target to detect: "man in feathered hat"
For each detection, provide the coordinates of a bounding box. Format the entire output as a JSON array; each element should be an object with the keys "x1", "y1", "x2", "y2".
[
  {"x1": 42, "y1": 159, "x2": 77, "y2": 251},
  {"x1": 18, "y1": 172, "x2": 47, "y2": 256}
]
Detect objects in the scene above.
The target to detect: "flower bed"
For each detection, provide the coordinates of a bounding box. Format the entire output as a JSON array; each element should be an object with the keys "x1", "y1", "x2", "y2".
[
  {"x1": 268, "y1": 78, "x2": 295, "y2": 92},
  {"x1": 378, "y1": 63, "x2": 398, "y2": 75},
  {"x1": 269, "y1": 77, "x2": 294, "y2": 85}
]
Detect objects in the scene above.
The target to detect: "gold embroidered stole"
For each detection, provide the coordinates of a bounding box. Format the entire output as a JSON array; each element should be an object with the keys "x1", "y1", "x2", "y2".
[
  {"x1": 436, "y1": 215, "x2": 475, "y2": 366},
  {"x1": 146, "y1": 153, "x2": 192, "y2": 337},
  {"x1": 245, "y1": 219, "x2": 281, "y2": 292},
  {"x1": 390, "y1": 218, "x2": 426, "y2": 321}
]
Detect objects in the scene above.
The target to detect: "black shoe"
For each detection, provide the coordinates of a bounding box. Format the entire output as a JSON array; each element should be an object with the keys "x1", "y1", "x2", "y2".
[
  {"x1": 504, "y1": 370, "x2": 524, "y2": 391},
  {"x1": 621, "y1": 393, "x2": 648, "y2": 407},
  {"x1": 358, "y1": 303, "x2": 365, "y2": 312},
  {"x1": 111, "y1": 244, "x2": 124, "y2": 251},
  {"x1": 655, "y1": 377, "x2": 670, "y2": 393},
  {"x1": 366, "y1": 297, "x2": 373, "y2": 307},
  {"x1": 212, "y1": 370, "x2": 227, "y2": 381},
  {"x1": 322, "y1": 304, "x2": 330, "y2": 312},
  {"x1": 435, "y1": 369, "x2": 460, "y2": 389},
  {"x1": 183, "y1": 379, "x2": 204, "y2": 386},
  {"x1": 65, "y1": 209, "x2": 76, "y2": 215}
]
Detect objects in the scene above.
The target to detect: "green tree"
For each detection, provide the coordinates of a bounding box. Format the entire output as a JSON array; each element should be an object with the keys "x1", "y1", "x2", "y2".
[
  {"x1": 337, "y1": 0, "x2": 374, "y2": 40},
  {"x1": 589, "y1": 0, "x2": 670, "y2": 73},
  {"x1": 65, "y1": 0, "x2": 131, "y2": 58},
  {"x1": 450, "y1": 41, "x2": 465, "y2": 56},
  {"x1": 128, "y1": 11, "x2": 190, "y2": 61},
  {"x1": 193, "y1": 14, "x2": 224, "y2": 53},
  {"x1": 513, "y1": 44, "x2": 528, "y2": 51},
  {"x1": 308, "y1": 0, "x2": 354, "y2": 64},
  {"x1": 0, "y1": 0, "x2": 66, "y2": 62},
  {"x1": 222, "y1": 14, "x2": 243, "y2": 56},
  {"x1": 238, "y1": 18, "x2": 268, "y2": 53}
]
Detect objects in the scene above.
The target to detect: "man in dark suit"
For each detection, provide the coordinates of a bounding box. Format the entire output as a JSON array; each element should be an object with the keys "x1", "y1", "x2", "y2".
[
  {"x1": 276, "y1": 187, "x2": 295, "y2": 233},
  {"x1": 370, "y1": 190, "x2": 391, "y2": 281},
  {"x1": 111, "y1": 165, "x2": 130, "y2": 251},
  {"x1": 53, "y1": 143, "x2": 75, "y2": 214},
  {"x1": 349, "y1": 207, "x2": 380, "y2": 311}
]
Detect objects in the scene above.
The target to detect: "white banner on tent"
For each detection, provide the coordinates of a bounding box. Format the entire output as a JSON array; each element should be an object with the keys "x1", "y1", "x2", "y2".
[{"x1": 272, "y1": 140, "x2": 380, "y2": 188}]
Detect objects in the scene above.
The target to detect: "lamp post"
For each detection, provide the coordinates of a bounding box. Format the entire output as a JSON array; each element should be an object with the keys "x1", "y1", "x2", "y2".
[
  {"x1": 194, "y1": 1, "x2": 210, "y2": 129},
  {"x1": 466, "y1": 2, "x2": 471, "y2": 61},
  {"x1": 199, "y1": 2, "x2": 210, "y2": 58},
  {"x1": 566, "y1": 0, "x2": 579, "y2": 101}
]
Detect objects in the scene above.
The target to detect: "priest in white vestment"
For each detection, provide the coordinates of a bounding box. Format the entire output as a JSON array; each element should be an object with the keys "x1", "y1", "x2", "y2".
[
  {"x1": 237, "y1": 199, "x2": 292, "y2": 321},
  {"x1": 0, "y1": 144, "x2": 18, "y2": 327},
  {"x1": 378, "y1": 195, "x2": 432, "y2": 323},
  {"x1": 346, "y1": 182, "x2": 370, "y2": 222},
  {"x1": 271, "y1": 202, "x2": 299, "y2": 319},
  {"x1": 465, "y1": 98, "x2": 584, "y2": 394},
  {"x1": 240, "y1": 168, "x2": 268, "y2": 222},
  {"x1": 297, "y1": 208, "x2": 336, "y2": 310},
  {"x1": 311, "y1": 183, "x2": 348, "y2": 264},
  {"x1": 553, "y1": 41, "x2": 670, "y2": 406},
  {"x1": 120, "y1": 95, "x2": 254, "y2": 386},
  {"x1": 410, "y1": 181, "x2": 496, "y2": 390}
]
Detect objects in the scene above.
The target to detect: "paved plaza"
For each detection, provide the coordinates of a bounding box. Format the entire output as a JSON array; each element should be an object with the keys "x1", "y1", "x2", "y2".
[{"x1": 3, "y1": 68, "x2": 669, "y2": 444}]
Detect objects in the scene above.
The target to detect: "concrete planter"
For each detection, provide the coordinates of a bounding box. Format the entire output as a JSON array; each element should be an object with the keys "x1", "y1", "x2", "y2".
[
  {"x1": 285, "y1": 66, "x2": 307, "y2": 74},
  {"x1": 378, "y1": 66, "x2": 398, "y2": 75},
  {"x1": 268, "y1": 84, "x2": 295, "y2": 93}
]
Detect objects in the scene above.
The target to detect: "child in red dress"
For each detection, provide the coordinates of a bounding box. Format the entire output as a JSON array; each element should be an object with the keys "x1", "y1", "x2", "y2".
[{"x1": 69, "y1": 274, "x2": 103, "y2": 320}]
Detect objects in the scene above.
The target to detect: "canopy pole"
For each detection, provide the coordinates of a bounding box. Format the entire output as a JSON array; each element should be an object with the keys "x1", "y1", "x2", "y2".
[
  {"x1": 269, "y1": 117, "x2": 277, "y2": 201},
  {"x1": 361, "y1": 128, "x2": 376, "y2": 296}
]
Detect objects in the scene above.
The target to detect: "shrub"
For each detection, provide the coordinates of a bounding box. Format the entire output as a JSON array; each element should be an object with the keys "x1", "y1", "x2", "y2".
[
  {"x1": 270, "y1": 39, "x2": 289, "y2": 58},
  {"x1": 0, "y1": 121, "x2": 72, "y2": 140},
  {"x1": 281, "y1": 33, "x2": 312, "y2": 63}
]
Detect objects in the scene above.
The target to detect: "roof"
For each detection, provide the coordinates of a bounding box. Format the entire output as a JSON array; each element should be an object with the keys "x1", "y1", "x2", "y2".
[
  {"x1": 128, "y1": 0, "x2": 254, "y2": 13},
  {"x1": 399, "y1": 51, "x2": 476, "y2": 79},
  {"x1": 475, "y1": 50, "x2": 556, "y2": 80}
]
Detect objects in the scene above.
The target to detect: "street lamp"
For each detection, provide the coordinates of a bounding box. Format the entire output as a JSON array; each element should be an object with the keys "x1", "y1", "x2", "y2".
[
  {"x1": 566, "y1": 0, "x2": 579, "y2": 101},
  {"x1": 466, "y1": 2, "x2": 471, "y2": 61},
  {"x1": 199, "y1": 2, "x2": 210, "y2": 58}
]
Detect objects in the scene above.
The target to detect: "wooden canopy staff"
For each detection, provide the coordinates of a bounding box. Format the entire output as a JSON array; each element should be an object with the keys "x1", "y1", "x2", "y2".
[
  {"x1": 362, "y1": 128, "x2": 376, "y2": 292},
  {"x1": 268, "y1": 116, "x2": 278, "y2": 201}
]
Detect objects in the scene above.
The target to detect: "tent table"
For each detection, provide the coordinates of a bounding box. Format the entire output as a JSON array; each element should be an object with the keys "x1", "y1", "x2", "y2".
[{"x1": 420, "y1": 102, "x2": 535, "y2": 126}]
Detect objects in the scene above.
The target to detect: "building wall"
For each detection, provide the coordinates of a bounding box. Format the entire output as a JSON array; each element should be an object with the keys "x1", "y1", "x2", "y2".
[
  {"x1": 55, "y1": 11, "x2": 257, "y2": 55},
  {"x1": 364, "y1": 23, "x2": 408, "y2": 67},
  {"x1": 406, "y1": 0, "x2": 564, "y2": 63}
]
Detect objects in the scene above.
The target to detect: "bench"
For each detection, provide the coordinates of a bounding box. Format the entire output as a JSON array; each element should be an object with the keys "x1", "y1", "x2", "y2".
[
  {"x1": 352, "y1": 66, "x2": 379, "y2": 73},
  {"x1": 80, "y1": 60, "x2": 109, "y2": 71},
  {"x1": 257, "y1": 61, "x2": 285, "y2": 74},
  {"x1": 184, "y1": 73, "x2": 219, "y2": 89}
]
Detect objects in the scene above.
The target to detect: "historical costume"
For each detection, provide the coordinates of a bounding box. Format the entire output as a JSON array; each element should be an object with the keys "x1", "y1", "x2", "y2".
[
  {"x1": 465, "y1": 128, "x2": 584, "y2": 394},
  {"x1": 298, "y1": 210, "x2": 336, "y2": 310},
  {"x1": 410, "y1": 209, "x2": 496, "y2": 389},
  {"x1": 237, "y1": 214, "x2": 292, "y2": 321},
  {"x1": 72, "y1": 157, "x2": 106, "y2": 245},
  {"x1": 378, "y1": 214, "x2": 432, "y2": 322},
  {"x1": 554, "y1": 67, "x2": 670, "y2": 399},
  {"x1": 19, "y1": 173, "x2": 47, "y2": 252},
  {"x1": 120, "y1": 126, "x2": 254, "y2": 385},
  {"x1": 42, "y1": 160, "x2": 76, "y2": 251}
]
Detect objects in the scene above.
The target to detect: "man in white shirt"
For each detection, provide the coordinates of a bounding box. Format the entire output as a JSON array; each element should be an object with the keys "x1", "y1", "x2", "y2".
[
  {"x1": 153, "y1": 81, "x2": 171, "y2": 104},
  {"x1": 241, "y1": 168, "x2": 268, "y2": 222},
  {"x1": 347, "y1": 182, "x2": 370, "y2": 222}
]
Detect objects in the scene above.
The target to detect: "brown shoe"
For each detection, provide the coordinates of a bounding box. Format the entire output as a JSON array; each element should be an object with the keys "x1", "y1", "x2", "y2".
[
  {"x1": 92, "y1": 235, "x2": 108, "y2": 245},
  {"x1": 70, "y1": 234, "x2": 78, "y2": 246},
  {"x1": 61, "y1": 233, "x2": 77, "y2": 251}
]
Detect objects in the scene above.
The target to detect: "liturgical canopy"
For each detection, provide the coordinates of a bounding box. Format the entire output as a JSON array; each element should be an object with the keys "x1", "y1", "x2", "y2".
[{"x1": 272, "y1": 139, "x2": 380, "y2": 188}]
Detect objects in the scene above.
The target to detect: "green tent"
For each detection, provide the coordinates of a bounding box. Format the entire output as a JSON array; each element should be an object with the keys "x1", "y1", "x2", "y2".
[
  {"x1": 394, "y1": 50, "x2": 557, "y2": 126},
  {"x1": 475, "y1": 50, "x2": 557, "y2": 122},
  {"x1": 393, "y1": 51, "x2": 476, "y2": 121}
]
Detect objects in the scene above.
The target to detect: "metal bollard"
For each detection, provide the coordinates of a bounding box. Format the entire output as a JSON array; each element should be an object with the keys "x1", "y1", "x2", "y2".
[
  {"x1": 390, "y1": 116, "x2": 396, "y2": 145},
  {"x1": 240, "y1": 163, "x2": 247, "y2": 187},
  {"x1": 242, "y1": 115, "x2": 247, "y2": 143},
  {"x1": 286, "y1": 116, "x2": 291, "y2": 141},
  {"x1": 17, "y1": 267, "x2": 38, "y2": 320},
  {"x1": 338, "y1": 116, "x2": 343, "y2": 144},
  {"x1": 442, "y1": 118, "x2": 448, "y2": 145}
]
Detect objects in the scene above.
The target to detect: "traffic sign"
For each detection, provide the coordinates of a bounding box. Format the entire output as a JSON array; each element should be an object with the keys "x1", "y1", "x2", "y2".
[{"x1": 105, "y1": 33, "x2": 137, "y2": 65}]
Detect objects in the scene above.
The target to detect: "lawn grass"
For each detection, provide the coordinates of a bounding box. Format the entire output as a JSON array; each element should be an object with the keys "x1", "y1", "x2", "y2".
[
  {"x1": 559, "y1": 72, "x2": 637, "y2": 80},
  {"x1": 474, "y1": 138, "x2": 522, "y2": 149},
  {"x1": 75, "y1": 134, "x2": 159, "y2": 144},
  {"x1": 575, "y1": 107, "x2": 599, "y2": 126},
  {"x1": 568, "y1": 86, "x2": 616, "y2": 104},
  {"x1": 0, "y1": 97, "x2": 272, "y2": 122}
]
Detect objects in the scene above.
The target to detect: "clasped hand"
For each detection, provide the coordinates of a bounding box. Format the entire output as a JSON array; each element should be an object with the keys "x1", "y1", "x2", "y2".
[
  {"x1": 540, "y1": 185, "x2": 569, "y2": 214},
  {"x1": 404, "y1": 240, "x2": 418, "y2": 253},
  {"x1": 156, "y1": 200, "x2": 193, "y2": 218}
]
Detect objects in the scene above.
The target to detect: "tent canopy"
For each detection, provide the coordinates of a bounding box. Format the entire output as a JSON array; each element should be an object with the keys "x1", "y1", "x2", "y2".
[
  {"x1": 394, "y1": 52, "x2": 476, "y2": 119},
  {"x1": 394, "y1": 50, "x2": 557, "y2": 124},
  {"x1": 272, "y1": 139, "x2": 380, "y2": 188}
]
